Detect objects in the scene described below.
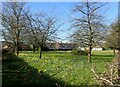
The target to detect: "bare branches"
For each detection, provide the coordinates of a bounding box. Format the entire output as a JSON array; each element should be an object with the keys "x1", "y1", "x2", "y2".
[
  {"x1": 73, "y1": 3, "x2": 88, "y2": 15},
  {"x1": 89, "y1": 3, "x2": 108, "y2": 16},
  {"x1": 1, "y1": 2, "x2": 29, "y2": 55},
  {"x1": 91, "y1": 58, "x2": 120, "y2": 86},
  {"x1": 91, "y1": 68, "x2": 114, "y2": 85},
  {"x1": 71, "y1": 2, "x2": 107, "y2": 62},
  {"x1": 18, "y1": 5, "x2": 61, "y2": 58}
]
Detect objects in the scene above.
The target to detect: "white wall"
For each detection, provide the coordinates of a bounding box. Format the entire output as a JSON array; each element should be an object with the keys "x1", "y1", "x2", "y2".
[{"x1": 92, "y1": 48, "x2": 102, "y2": 51}]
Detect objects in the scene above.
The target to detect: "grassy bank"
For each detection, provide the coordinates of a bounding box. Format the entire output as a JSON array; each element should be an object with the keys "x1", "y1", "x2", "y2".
[{"x1": 2, "y1": 50, "x2": 114, "y2": 86}]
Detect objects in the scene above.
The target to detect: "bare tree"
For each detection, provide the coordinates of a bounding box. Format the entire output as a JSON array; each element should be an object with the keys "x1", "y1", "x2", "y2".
[
  {"x1": 33, "y1": 13, "x2": 61, "y2": 58},
  {"x1": 71, "y1": 2, "x2": 107, "y2": 62},
  {"x1": 22, "y1": 25, "x2": 38, "y2": 52},
  {"x1": 15, "y1": 4, "x2": 61, "y2": 58},
  {"x1": 15, "y1": 5, "x2": 61, "y2": 58},
  {"x1": 1, "y1": 2, "x2": 28, "y2": 55}
]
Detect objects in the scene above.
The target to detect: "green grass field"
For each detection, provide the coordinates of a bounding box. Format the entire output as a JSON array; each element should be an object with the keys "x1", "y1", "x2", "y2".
[{"x1": 2, "y1": 50, "x2": 115, "y2": 86}]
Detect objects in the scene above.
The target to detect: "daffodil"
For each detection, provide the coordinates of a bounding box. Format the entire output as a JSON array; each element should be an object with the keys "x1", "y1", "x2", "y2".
[
  {"x1": 38, "y1": 69, "x2": 41, "y2": 73},
  {"x1": 44, "y1": 69, "x2": 46, "y2": 72}
]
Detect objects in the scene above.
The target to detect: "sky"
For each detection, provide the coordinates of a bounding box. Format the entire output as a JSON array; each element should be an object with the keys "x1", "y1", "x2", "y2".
[
  {"x1": 26, "y1": 2, "x2": 118, "y2": 42},
  {"x1": 0, "y1": 2, "x2": 118, "y2": 42}
]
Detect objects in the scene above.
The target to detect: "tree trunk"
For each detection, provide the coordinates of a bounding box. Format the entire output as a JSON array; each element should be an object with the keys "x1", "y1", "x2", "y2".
[
  {"x1": 87, "y1": 2, "x2": 92, "y2": 62},
  {"x1": 15, "y1": 36, "x2": 19, "y2": 55},
  {"x1": 88, "y1": 45, "x2": 92, "y2": 62},
  {"x1": 33, "y1": 44, "x2": 35, "y2": 52},
  {"x1": 39, "y1": 45, "x2": 42, "y2": 59},
  {"x1": 113, "y1": 47, "x2": 116, "y2": 56},
  {"x1": 15, "y1": 44, "x2": 19, "y2": 55}
]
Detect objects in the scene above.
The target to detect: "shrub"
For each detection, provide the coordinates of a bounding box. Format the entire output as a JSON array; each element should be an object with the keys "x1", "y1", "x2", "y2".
[
  {"x1": 71, "y1": 49, "x2": 88, "y2": 55},
  {"x1": 2, "y1": 49, "x2": 9, "y2": 54}
]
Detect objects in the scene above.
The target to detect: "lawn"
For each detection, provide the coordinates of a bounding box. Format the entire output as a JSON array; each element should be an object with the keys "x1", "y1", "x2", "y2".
[{"x1": 2, "y1": 50, "x2": 114, "y2": 86}]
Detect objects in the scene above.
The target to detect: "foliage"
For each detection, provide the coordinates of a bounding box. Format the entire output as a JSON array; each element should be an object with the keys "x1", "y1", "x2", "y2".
[{"x1": 105, "y1": 20, "x2": 118, "y2": 53}]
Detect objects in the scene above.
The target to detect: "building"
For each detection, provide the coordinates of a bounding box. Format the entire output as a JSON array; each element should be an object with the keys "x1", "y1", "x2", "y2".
[
  {"x1": 46, "y1": 42, "x2": 75, "y2": 50},
  {"x1": 92, "y1": 46, "x2": 103, "y2": 51}
]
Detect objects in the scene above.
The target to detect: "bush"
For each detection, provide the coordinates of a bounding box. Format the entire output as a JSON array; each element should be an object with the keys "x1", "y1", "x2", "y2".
[
  {"x1": 2, "y1": 48, "x2": 14, "y2": 54},
  {"x1": 71, "y1": 49, "x2": 88, "y2": 55}
]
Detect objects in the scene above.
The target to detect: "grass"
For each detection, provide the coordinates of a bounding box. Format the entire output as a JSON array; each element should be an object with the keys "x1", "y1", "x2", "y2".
[{"x1": 2, "y1": 50, "x2": 114, "y2": 86}]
